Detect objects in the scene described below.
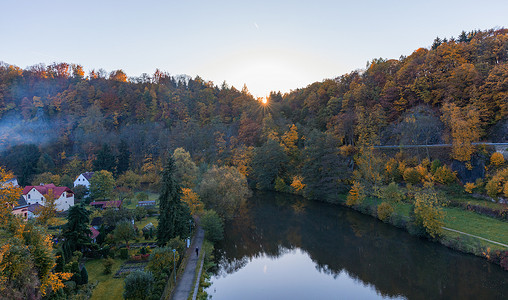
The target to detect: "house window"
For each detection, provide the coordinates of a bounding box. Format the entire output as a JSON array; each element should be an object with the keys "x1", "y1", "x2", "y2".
[
  {"x1": 28, "y1": 194, "x2": 31, "y2": 199},
  {"x1": 41, "y1": 197, "x2": 44, "y2": 201}
]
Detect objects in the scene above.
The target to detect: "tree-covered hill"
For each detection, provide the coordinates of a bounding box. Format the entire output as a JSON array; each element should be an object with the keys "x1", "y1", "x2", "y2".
[{"x1": 0, "y1": 28, "x2": 506, "y2": 188}]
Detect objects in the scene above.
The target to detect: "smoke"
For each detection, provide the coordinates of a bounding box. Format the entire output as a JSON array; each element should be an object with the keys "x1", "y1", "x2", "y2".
[{"x1": 0, "y1": 111, "x2": 59, "y2": 153}]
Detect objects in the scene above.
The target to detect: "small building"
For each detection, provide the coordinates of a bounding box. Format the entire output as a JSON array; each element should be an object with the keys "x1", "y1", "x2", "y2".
[
  {"x1": 90, "y1": 227, "x2": 100, "y2": 243},
  {"x1": 90, "y1": 217, "x2": 103, "y2": 230},
  {"x1": 137, "y1": 200, "x2": 156, "y2": 208},
  {"x1": 1, "y1": 177, "x2": 19, "y2": 188},
  {"x1": 90, "y1": 200, "x2": 122, "y2": 210},
  {"x1": 12, "y1": 202, "x2": 43, "y2": 220},
  {"x1": 22, "y1": 184, "x2": 75, "y2": 211},
  {"x1": 74, "y1": 172, "x2": 94, "y2": 189}
]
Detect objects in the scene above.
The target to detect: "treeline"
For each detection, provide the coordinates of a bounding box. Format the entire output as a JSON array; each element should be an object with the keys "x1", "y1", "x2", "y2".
[{"x1": 0, "y1": 28, "x2": 507, "y2": 194}]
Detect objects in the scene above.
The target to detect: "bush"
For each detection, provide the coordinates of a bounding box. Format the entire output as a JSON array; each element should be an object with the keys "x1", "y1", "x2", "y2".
[
  {"x1": 381, "y1": 182, "x2": 403, "y2": 202},
  {"x1": 490, "y1": 152, "x2": 505, "y2": 166},
  {"x1": 403, "y1": 168, "x2": 422, "y2": 185},
  {"x1": 430, "y1": 159, "x2": 442, "y2": 174},
  {"x1": 433, "y1": 165, "x2": 456, "y2": 185},
  {"x1": 80, "y1": 266, "x2": 88, "y2": 285},
  {"x1": 103, "y1": 257, "x2": 114, "y2": 274},
  {"x1": 119, "y1": 248, "x2": 129, "y2": 260},
  {"x1": 464, "y1": 182, "x2": 475, "y2": 193},
  {"x1": 123, "y1": 270, "x2": 154, "y2": 300},
  {"x1": 136, "y1": 192, "x2": 149, "y2": 202},
  {"x1": 485, "y1": 168, "x2": 508, "y2": 199},
  {"x1": 274, "y1": 177, "x2": 288, "y2": 193},
  {"x1": 377, "y1": 202, "x2": 394, "y2": 222},
  {"x1": 147, "y1": 247, "x2": 179, "y2": 281},
  {"x1": 346, "y1": 181, "x2": 365, "y2": 206},
  {"x1": 201, "y1": 210, "x2": 224, "y2": 243}
]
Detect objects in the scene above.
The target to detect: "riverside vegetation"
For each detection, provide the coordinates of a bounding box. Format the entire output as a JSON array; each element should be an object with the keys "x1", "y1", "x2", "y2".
[{"x1": 0, "y1": 28, "x2": 507, "y2": 298}]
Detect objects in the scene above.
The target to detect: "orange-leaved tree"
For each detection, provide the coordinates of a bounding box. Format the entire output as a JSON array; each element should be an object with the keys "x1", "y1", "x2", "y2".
[
  {"x1": 0, "y1": 166, "x2": 72, "y2": 297},
  {"x1": 441, "y1": 103, "x2": 481, "y2": 162}
]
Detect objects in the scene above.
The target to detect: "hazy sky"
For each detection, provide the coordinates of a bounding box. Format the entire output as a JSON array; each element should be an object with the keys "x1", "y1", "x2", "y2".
[{"x1": 1, "y1": 0, "x2": 507, "y2": 97}]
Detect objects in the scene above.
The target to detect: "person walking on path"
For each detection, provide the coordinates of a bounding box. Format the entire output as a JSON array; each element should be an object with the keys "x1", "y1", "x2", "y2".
[{"x1": 171, "y1": 227, "x2": 205, "y2": 300}]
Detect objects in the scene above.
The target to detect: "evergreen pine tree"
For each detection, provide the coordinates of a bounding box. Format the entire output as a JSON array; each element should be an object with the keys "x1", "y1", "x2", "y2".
[
  {"x1": 80, "y1": 266, "x2": 88, "y2": 284},
  {"x1": 93, "y1": 143, "x2": 116, "y2": 173},
  {"x1": 431, "y1": 37, "x2": 442, "y2": 50},
  {"x1": 157, "y1": 157, "x2": 191, "y2": 246},
  {"x1": 63, "y1": 204, "x2": 91, "y2": 252},
  {"x1": 458, "y1": 30, "x2": 468, "y2": 43},
  {"x1": 116, "y1": 139, "x2": 131, "y2": 175}
]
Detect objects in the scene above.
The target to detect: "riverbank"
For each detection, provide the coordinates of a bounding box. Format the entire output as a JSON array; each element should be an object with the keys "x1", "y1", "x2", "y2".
[{"x1": 332, "y1": 193, "x2": 508, "y2": 270}]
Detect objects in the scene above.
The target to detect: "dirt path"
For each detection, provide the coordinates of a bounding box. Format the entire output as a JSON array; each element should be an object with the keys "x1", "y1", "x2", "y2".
[
  {"x1": 171, "y1": 227, "x2": 205, "y2": 300},
  {"x1": 442, "y1": 227, "x2": 508, "y2": 248}
]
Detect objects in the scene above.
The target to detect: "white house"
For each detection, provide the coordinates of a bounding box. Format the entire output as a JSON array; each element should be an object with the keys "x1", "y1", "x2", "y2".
[
  {"x1": 74, "y1": 172, "x2": 94, "y2": 189},
  {"x1": 1, "y1": 177, "x2": 19, "y2": 188},
  {"x1": 22, "y1": 183, "x2": 75, "y2": 211}
]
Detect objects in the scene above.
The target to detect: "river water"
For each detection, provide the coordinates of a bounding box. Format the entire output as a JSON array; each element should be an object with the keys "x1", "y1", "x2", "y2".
[{"x1": 206, "y1": 192, "x2": 508, "y2": 299}]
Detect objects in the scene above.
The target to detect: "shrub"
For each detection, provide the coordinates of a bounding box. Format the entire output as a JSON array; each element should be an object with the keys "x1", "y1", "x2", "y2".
[
  {"x1": 123, "y1": 270, "x2": 154, "y2": 300},
  {"x1": 385, "y1": 158, "x2": 403, "y2": 182},
  {"x1": 80, "y1": 266, "x2": 88, "y2": 285},
  {"x1": 485, "y1": 168, "x2": 508, "y2": 199},
  {"x1": 490, "y1": 152, "x2": 505, "y2": 166},
  {"x1": 377, "y1": 202, "x2": 394, "y2": 222},
  {"x1": 382, "y1": 182, "x2": 403, "y2": 202},
  {"x1": 432, "y1": 165, "x2": 456, "y2": 185},
  {"x1": 201, "y1": 210, "x2": 224, "y2": 243},
  {"x1": 119, "y1": 248, "x2": 129, "y2": 260},
  {"x1": 413, "y1": 191, "x2": 444, "y2": 238},
  {"x1": 346, "y1": 181, "x2": 365, "y2": 206},
  {"x1": 403, "y1": 167, "x2": 422, "y2": 185},
  {"x1": 430, "y1": 159, "x2": 442, "y2": 174},
  {"x1": 147, "y1": 247, "x2": 179, "y2": 281},
  {"x1": 464, "y1": 182, "x2": 475, "y2": 193},
  {"x1": 103, "y1": 257, "x2": 114, "y2": 275},
  {"x1": 274, "y1": 177, "x2": 288, "y2": 193}
]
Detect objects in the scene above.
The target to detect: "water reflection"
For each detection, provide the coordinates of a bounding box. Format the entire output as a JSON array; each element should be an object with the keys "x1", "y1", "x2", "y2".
[{"x1": 209, "y1": 192, "x2": 508, "y2": 299}]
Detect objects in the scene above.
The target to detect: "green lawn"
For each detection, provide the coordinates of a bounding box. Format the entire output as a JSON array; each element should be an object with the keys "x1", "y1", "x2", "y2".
[
  {"x1": 443, "y1": 207, "x2": 508, "y2": 246},
  {"x1": 86, "y1": 258, "x2": 125, "y2": 300},
  {"x1": 135, "y1": 216, "x2": 159, "y2": 243},
  {"x1": 360, "y1": 194, "x2": 508, "y2": 251},
  {"x1": 122, "y1": 192, "x2": 159, "y2": 210}
]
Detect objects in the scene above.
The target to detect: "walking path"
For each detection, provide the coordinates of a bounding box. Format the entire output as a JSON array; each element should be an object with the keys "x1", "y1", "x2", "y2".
[
  {"x1": 192, "y1": 251, "x2": 205, "y2": 300},
  {"x1": 171, "y1": 227, "x2": 205, "y2": 300},
  {"x1": 442, "y1": 227, "x2": 508, "y2": 248}
]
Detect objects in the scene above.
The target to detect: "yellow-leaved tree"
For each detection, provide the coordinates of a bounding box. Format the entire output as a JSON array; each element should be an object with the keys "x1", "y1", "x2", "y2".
[
  {"x1": 0, "y1": 166, "x2": 72, "y2": 298},
  {"x1": 441, "y1": 103, "x2": 481, "y2": 162},
  {"x1": 181, "y1": 188, "x2": 204, "y2": 216},
  {"x1": 413, "y1": 190, "x2": 445, "y2": 238}
]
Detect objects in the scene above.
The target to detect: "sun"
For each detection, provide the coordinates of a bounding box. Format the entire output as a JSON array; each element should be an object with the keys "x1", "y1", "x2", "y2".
[{"x1": 261, "y1": 98, "x2": 268, "y2": 105}]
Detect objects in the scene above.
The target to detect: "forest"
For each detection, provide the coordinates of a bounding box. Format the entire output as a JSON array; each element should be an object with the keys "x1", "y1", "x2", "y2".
[
  {"x1": 0, "y1": 29, "x2": 506, "y2": 192},
  {"x1": 0, "y1": 28, "x2": 508, "y2": 298}
]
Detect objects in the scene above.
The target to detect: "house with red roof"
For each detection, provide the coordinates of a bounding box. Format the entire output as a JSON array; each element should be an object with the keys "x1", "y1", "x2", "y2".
[
  {"x1": 90, "y1": 227, "x2": 100, "y2": 243},
  {"x1": 22, "y1": 183, "x2": 75, "y2": 211},
  {"x1": 89, "y1": 200, "x2": 122, "y2": 210}
]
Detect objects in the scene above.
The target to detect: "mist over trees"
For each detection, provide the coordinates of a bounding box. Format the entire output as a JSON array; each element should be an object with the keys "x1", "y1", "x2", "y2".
[{"x1": 0, "y1": 28, "x2": 506, "y2": 196}]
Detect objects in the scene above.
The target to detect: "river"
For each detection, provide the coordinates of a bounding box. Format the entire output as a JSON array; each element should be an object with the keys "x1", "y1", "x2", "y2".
[{"x1": 206, "y1": 192, "x2": 508, "y2": 299}]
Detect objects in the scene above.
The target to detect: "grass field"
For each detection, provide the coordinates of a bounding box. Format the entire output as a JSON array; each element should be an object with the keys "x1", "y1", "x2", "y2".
[
  {"x1": 122, "y1": 192, "x2": 159, "y2": 210},
  {"x1": 86, "y1": 258, "x2": 125, "y2": 300},
  {"x1": 443, "y1": 207, "x2": 508, "y2": 246},
  {"x1": 360, "y1": 194, "x2": 508, "y2": 251}
]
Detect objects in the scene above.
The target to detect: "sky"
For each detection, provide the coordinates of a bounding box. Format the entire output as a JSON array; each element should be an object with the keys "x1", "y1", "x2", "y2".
[{"x1": 1, "y1": 0, "x2": 507, "y2": 97}]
